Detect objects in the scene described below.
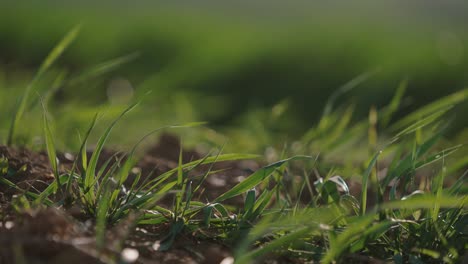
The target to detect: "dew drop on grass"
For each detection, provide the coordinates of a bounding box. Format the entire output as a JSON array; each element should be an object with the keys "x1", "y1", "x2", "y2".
[
  {"x1": 131, "y1": 167, "x2": 141, "y2": 174},
  {"x1": 220, "y1": 256, "x2": 234, "y2": 264},
  {"x1": 64, "y1": 152, "x2": 75, "y2": 161},
  {"x1": 4, "y1": 221, "x2": 14, "y2": 229},
  {"x1": 121, "y1": 248, "x2": 139, "y2": 263},
  {"x1": 152, "y1": 241, "x2": 161, "y2": 251}
]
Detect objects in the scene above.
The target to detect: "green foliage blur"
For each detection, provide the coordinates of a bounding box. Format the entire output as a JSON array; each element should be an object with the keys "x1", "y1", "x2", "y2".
[{"x1": 0, "y1": 1, "x2": 467, "y2": 151}]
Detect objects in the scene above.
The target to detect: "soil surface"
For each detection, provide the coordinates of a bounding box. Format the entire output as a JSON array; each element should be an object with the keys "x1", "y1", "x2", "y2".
[{"x1": 0, "y1": 134, "x2": 265, "y2": 264}]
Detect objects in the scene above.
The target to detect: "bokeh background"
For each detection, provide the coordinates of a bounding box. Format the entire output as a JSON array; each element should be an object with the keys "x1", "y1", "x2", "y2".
[{"x1": 1, "y1": 0, "x2": 467, "y2": 152}]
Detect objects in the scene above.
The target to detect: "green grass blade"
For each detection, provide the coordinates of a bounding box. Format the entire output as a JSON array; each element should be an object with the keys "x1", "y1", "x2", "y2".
[
  {"x1": 34, "y1": 174, "x2": 73, "y2": 205},
  {"x1": 381, "y1": 79, "x2": 407, "y2": 127},
  {"x1": 41, "y1": 101, "x2": 60, "y2": 193},
  {"x1": 84, "y1": 102, "x2": 138, "y2": 203},
  {"x1": 141, "y1": 153, "x2": 259, "y2": 192},
  {"x1": 380, "y1": 194, "x2": 467, "y2": 210},
  {"x1": 36, "y1": 25, "x2": 82, "y2": 79},
  {"x1": 214, "y1": 155, "x2": 313, "y2": 203},
  {"x1": 390, "y1": 88, "x2": 468, "y2": 132},
  {"x1": 66, "y1": 113, "x2": 99, "y2": 194},
  {"x1": 0, "y1": 178, "x2": 53, "y2": 206},
  {"x1": 322, "y1": 214, "x2": 375, "y2": 264},
  {"x1": 95, "y1": 181, "x2": 114, "y2": 249},
  {"x1": 391, "y1": 106, "x2": 451, "y2": 141},
  {"x1": 67, "y1": 52, "x2": 140, "y2": 86},
  {"x1": 174, "y1": 146, "x2": 185, "y2": 217},
  {"x1": 360, "y1": 151, "x2": 381, "y2": 215},
  {"x1": 7, "y1": 24, "x2": 81, "y2": 145},
  {"x1": 414, "y1": 144, "x2": 463, "y2": 170},
  {"x1": 114, "y1": 122, "x2": 206, "y2": 189},
  {"x1": 237, "y1": 226, "x2": 312, "y2": 263},
  {"x1": 321, "y1": 70, "x2": 376, "y2": 119}
]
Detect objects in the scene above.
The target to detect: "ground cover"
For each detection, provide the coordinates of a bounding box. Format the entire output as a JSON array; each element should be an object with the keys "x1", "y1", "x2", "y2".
[{"x1": 0, "y1": 24, "x2": 467, "y2": 264}]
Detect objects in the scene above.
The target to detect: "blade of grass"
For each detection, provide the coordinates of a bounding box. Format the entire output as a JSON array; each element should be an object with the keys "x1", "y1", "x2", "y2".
[
  {"x1": 140, "y1": 153, "x2": 260, "y2": 192},
  {"x1": 67, "y1": 52, "x2": 140, "y2": 86},
  {"x1": 381, "y1": 79, "x2": 407, "y2": 127},
  {"x1": 7, "y1": 24, "x2": 81, "y2": 145},
  {"x1": 41, "y1": 100, "x2": 60, "y2": 194},
  {"x1": 214, "y1": 155, "x2": 313, "y2": 203},
  {"x1": 390, "y1": 88, "x2": 468, "y2": 132},
  {"x1": 360, "y1": 151, "x2": 382, "y2": 215},
  {"x1": 380, "y1": 194, "x2": 467, "y2": 210},
  {"x1": 65, "y1": 113, "x2": 99, "y2": 194},
  {"x1": 84, "y1": 102, "x2": 138, "y2": 203}
]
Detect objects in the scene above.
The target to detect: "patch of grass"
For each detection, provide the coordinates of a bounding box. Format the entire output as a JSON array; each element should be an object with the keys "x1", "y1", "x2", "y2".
[
  {"x1": 4, "y1": 87, "x2": 463, "y2": 263},
  {"x1": 0, "y1": 29, "x2": 467, "y2": 264}
]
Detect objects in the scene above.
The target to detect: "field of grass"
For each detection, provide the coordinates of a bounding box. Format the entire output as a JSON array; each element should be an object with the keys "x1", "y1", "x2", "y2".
[
  {"x1": 2, "y1": 2, "x2": 468, "y2": 141},
  {"x1": 1, "y1": 23, "x2": 468, "y2": 263},
  {"x1": 0, "y1": 23, "x2": 467, "y2": 263}
]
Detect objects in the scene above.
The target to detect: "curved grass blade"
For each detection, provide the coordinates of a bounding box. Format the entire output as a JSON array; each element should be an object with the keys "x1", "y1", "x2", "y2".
[
  {"x1": 41, "y1": 100, "x2": 60, "y2": 194},
  {"x1": 140, "y1": 153, "x2": 260, "y2": 192},
  {"x1": 65, "y1": 113, "x2": 99, "y2": 194},
  {"x1": 0, "y1": 178, "x2": 52, "y2": 205},
  {"x1": 390, "y1": 88, "x2": 468, "y2": 132},
  {"x1": 34, "y1": 174, "x2": 73, "y2": 205},
  {"x1": 67, "y1": 52, "x2": 140, "y2": 86},
  {"x1": 380, "y1": 194, "x2": 467, "y2": 210},
  {"x1": 214, "y1": 155, "x2": 313, "y2": 203},
  {"x1": 237, "y1": 226, "x2": 313, "y2": 264},
  {"x1": 360, "y1": 151, "x2": 381, "y2": 215},
  {"x1": 84, "y1": 102, "x2": 138, "y2": 203},
  {"x1": 113, "y1": 122, "x2": 206, "y2": 189},
  {"x1": 321, "y1": 70, "x2": 377, "y2": 119},
  {"x1": 7, "y1": 24, "x2": 81, "y2": 145},
  {"x1": 381, "y1": 78, "x2": 407, "y2": 127},
  {"x1": 322, "y1": 215, "x2": 393, "y2": 264},
  {"x1": 390, "y1": 106, "x2": 451, "y2": 142}
]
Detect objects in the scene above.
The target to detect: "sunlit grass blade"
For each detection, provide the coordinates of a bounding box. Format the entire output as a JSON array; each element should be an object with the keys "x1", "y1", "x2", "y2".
[
  {"x1": 237, "y1": 226, "x2": 313, "y2": 263},
  {"x1": 381, "y1": 78, "x2": 407, "y2": 127},
  {"x1": 7, "y1": 24, "x2": 81, "y2": 146},
  {"x1": 242, "y1": 188, "x2": 256, "y2": 220},
  {"x1": 67, "y1": 52, "x2": 140, "y2": 86},
  {"x1": 0, "y1": 178, "x2": 51, "y2": 205},
  {"x1": 95, "y1": 179, "x2": 114, "y2": 249},
  {"x1": 66, "y1": 113, "x2": 99, "y2": 194},
  {"x1": 34, "y1": 174, "x2": 73, "y2": 205},
  {"x1": 174, "y1": 146, "x2": 185, "y2": 217},
  {"x1": 322, "y1": 214, "x2": 375, "y2": 264},
  {"x1": 43, "y1": 70, "x2": 67, "y2": 107},
  {"x1": 380, "y1": 194, "x2": 467, "y2": 210},
  {"x1": 84, "y1": 102, "x2": 138, "y2": 203},
  {"x1": 214, "y1": 155, "x2": 313, "y2": 203},
  {"x1": 390, "y1": 88, "x2": 468, "y2": 132},
  {"x1": 140, "y1": 153, "x2": 260, "y2": 192},
  {"x1": 111, "y1": 183, "x2": 176, "y2": 223},
  {"x1": 41, "y1": 100, "x2": 60, "y2": 193},
  {"x1": 321, "y1": 70, "x2": 377, "y2": 120},
  {"x1": 390, "y1": 106, "x2": 451, "y2": 141},
  {"x1": 236, "y1": 207, "x2": 339, "y2": 263},
  {"x1": 383, "y1": 132, "x2": 443, "y2": 187},
  {"x1": 414, "y1": 144, "x2": 463, "y2": 170},
  {"x1": 360, "y1": 151, "x2": 381, "y2": 215},
  {"x1": 110, "y1": 122, "x2": 206, "y2": 191}
]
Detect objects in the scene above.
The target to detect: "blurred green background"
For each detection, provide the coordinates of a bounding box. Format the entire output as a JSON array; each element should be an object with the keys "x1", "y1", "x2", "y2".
[{"x1": 1, "y1": 1, "x2": 467, "y2": 151}]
